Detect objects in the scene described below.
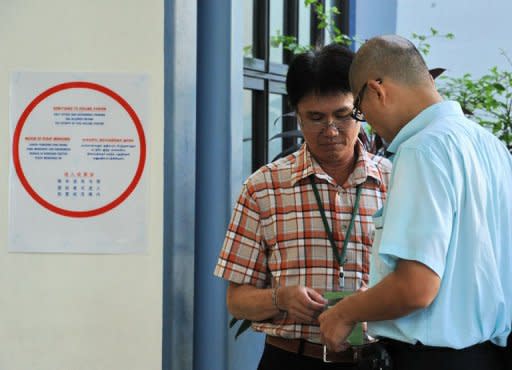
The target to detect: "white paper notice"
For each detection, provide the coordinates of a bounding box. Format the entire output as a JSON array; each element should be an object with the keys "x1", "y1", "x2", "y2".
[{"x1": 9, "y1": 72, "x2": 149, "y2": 253}]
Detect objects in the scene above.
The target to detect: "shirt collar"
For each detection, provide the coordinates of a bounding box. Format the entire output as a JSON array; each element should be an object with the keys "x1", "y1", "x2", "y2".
[
  {"x1": 290, "y1": 141, "x2": 384, "y2": 187},
  {"x1": 386, "y1": 100, "x2": 464, "y2": 156}
]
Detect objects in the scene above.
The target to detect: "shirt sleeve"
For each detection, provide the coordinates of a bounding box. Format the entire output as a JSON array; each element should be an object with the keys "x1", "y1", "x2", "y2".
[
  {"x1": 213, "y1": 182, "x2": 269, "y2": 288},
  {"x1": 378, "y1": 147, "x2": 455, "y2": 278}
]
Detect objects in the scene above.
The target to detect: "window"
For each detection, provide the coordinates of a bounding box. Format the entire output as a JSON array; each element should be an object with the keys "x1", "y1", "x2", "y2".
[{"x1": 242, "y1": 0, "x2": 351, "y2": 173}]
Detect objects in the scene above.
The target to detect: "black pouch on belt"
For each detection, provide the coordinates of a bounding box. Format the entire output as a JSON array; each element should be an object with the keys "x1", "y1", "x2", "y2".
[{"x1": 355, "y1": 342, "x2": 393, "y2": 370}]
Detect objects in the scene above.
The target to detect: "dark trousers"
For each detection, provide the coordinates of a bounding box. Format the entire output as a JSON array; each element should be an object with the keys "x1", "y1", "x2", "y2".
[
  {"x1": 505, "y1": 332, "x2": 512, "y2": 369},
  {"x1": 384, "y1": 339, "x2": 505, "y2": 370},
  {"x1": 257, "y1": 343, "x2": 359, "y2": 370}
]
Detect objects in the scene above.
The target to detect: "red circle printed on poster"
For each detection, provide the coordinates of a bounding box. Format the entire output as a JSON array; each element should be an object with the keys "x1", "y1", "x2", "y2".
[{"x1": 12, "y1": 81, "x2": 146, "y2": 218}]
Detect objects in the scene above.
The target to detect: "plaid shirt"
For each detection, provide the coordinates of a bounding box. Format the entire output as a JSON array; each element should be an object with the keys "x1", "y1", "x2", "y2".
[{"x1": 214, "y1": 143, "x2": 392, "y2": 342}]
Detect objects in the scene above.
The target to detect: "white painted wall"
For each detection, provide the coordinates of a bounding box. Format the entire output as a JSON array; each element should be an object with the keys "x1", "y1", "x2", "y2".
[
  {"x1": 396, "y1": 0, "x2": 511, "y2": 77},
  {"x1": 354, "y1": 0, "x2": 397, "y2": 46},
  {"x1": 0, "y1": 1, "x2": 163, "y2": 369}
]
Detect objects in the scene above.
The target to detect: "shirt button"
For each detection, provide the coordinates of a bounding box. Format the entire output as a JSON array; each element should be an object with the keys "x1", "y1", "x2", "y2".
[{"x1": 342, "y1": 224, "x2": 348, "y2": 231}]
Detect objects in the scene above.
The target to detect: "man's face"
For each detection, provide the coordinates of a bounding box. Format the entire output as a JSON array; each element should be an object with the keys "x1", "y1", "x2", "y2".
[
  {"x1": 297, "y1": 92, "x2": 360, "y2": 165},
  {"x1": 352, "y1": 78, "x2": 394, "y2": 142}
]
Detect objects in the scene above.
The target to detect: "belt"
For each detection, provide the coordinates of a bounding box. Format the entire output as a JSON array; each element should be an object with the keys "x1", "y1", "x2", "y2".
[
  {"x1": 265, "y1": 335, "x2": 357, "y2": 363},
  {"x1": 384, "y1": 338, "x2": 499, "y2": 353}
]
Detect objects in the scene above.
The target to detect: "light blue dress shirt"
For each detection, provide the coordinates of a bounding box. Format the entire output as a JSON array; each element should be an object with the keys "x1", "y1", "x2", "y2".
[{"x1": 368, "y1": 101, "x2": 512, "y2": 349}]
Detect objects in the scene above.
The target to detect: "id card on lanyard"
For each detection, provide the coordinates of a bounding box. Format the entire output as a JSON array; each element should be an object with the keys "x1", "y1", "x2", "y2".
[
  {"x1": 310, "y1": 175, "x2": 365, "y2": 347},
  {"x1": 309, "y1": 175, "x2": 362, "y2": 289}
]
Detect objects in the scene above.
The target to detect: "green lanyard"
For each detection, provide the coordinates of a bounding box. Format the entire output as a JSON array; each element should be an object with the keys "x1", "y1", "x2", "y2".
[{"x1": 309, "y1": 175, "x2": 362, "y2": 288}]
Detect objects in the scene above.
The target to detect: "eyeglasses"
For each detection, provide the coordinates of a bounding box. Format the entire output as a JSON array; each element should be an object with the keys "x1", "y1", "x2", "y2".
[
  {"x1": 351, "y1": 78, "x2": 382, "y2": 122},
  {"x1": 297, "y1": 113, "x2": 356, "y2": 131}
]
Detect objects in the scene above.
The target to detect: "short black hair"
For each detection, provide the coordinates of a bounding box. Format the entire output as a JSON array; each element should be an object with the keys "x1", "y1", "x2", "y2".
[{"x1": 286, "y1": 43, "x2": 354, "y2": 109}]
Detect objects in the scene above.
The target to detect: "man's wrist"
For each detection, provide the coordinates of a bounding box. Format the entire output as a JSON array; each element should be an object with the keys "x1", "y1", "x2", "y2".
[
  {"x1": 272, "y1": 287, "x2": 285, "y2": 312},
  {"x1": 335, "y1": 294, "x2": 358, "y2": 325}
]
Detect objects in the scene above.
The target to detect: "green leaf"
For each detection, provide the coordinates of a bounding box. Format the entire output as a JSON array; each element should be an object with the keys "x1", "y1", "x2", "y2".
[
  {"x1": 229, "y1": 317, "x2": 253, "y2": 339},
  {"x1": 243, "y1": 45, "x2": 252, "y2": 57},
  {"x1": 331, "y1": 6, "x2": 341, "y2": 15},
  {"x1": 234, "y1": 319, "x2": 253, "y2": 339},
  {"x1": 229, "y1": 317, "x2": 239, "y2": 328},
  {"x1": 314, "y1": 3, "x2": 324, "y2": 13},
  {"x1": 494, "y1": 83, "x2": 506, "y2": 91}
]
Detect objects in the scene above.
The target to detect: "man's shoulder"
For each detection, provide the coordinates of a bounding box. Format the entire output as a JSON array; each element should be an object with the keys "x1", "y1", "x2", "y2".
[
  {"x1": 405, "y1": 113, "x2": 478, "y2": 149},
  {"x1": 367, "y1": 152, "x2": 392, "y2": 170},
  {"x1": 245, "y1": 150, "x2": 300, "y2": 188},
  {"x1": 366, "y1": 152, "x2": 393, "y2": 185},
  {"x1": 399, "y1": 115, "x2": 490, "y2": 165}
]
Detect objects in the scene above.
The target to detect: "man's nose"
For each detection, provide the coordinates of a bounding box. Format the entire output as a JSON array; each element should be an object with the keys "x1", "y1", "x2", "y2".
[{"x1": 323, "y1": 123, "x2": 339, "y2": 137}]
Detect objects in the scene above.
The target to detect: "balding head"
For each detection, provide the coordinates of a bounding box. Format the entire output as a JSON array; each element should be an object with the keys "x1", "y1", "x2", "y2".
[{"x1": 349, "y1": 35, "x2": 431, "y2": 94}]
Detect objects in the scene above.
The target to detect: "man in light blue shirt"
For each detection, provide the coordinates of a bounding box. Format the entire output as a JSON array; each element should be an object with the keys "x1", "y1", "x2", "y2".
[{"x1": 318, "y1": 35, "x2": 512, "y2": 370}]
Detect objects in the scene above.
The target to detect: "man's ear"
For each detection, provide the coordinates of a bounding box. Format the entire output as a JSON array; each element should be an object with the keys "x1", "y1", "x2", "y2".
[
  {"x1": 429, "y1": 74, "x2": 436, "y2": 87},
  {"x1": 367, "y1": 79, "x2": 385, "y2": 102}
]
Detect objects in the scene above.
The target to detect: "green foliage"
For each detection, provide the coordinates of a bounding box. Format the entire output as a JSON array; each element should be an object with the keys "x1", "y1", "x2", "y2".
[
  {"x1": 271, "y1": 0, "x2": 351, "y2": 55},
  {"x1": 412, "y1": 32, "x2": 511, "y2": 152},
  {"x1": 439, "y1": 62, "x2": 512, "y2": 152},
  {"x1": 243, "y1": 45, "x2": 253, "y2": 57},
  {"x1": 270, "y1": 30, "x2": 312, "y2": 54},
  {"x1": 411, "y1": 28, "x2": 454, "y2": 56}
]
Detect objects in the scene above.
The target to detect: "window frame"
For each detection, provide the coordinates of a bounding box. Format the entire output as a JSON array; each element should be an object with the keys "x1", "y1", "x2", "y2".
[{"x1": 243, "y1": 0, "x2": 350, "y2": 172}]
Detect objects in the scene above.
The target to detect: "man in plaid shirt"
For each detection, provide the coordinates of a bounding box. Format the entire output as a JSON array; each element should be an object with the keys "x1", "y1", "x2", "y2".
[{"x1": 214, "y1": 44, "x2": 391, "y2": 370}]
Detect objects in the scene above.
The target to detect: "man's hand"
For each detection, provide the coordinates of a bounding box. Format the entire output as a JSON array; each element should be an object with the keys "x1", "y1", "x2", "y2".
[
  {"x1": 318, "y1": 282, "x2": 368, "y2": 350},
  {"x1": 318, "y1": 260, "x2": 441, "y2": 351},
  {"x1": 318, "y1": 303, "x2": 354, "y2": 352},
  {"x1": 278, "y1": 286, "x2": 327, "y2": 324}
]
